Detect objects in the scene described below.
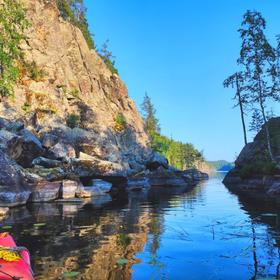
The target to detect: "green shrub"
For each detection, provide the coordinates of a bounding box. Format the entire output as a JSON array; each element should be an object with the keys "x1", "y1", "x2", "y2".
[
  {"x1": 21, "y1": 102, "x2": 30, "y2": 112},
  {"x1": 66, "y1": 114, "x2": 80, "y2": 128},
  {"x1": 100, "y1": 55, "x2": 118, "y2": 75},
  {"x1": 98, "y1": 41, "x2": 118, "y2": 75},
  {"x1": 24, "y1": 61, "x2": 48, "y2": 81},
  {"x1": 56, "y1": 0, "x2": 95, "y2": 50},
  {"x1": 238, "y1": 161, "x2": 278, "y2": 179},
  {"x1": 114, "y1": 113, "x2": 126, "y2": 131},
  {"x1": 69, "y1": 88, "x2": 80, "y2": 98}
]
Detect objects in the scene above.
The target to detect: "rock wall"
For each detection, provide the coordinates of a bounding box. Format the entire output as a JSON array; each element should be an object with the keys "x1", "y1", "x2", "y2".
[{"x1": 0, "y1": 0, "x2": 152, "y2": 174}]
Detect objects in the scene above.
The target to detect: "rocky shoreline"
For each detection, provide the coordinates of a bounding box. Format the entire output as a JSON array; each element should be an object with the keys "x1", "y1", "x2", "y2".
[
  {"x1": 223, "y1": 171, "x2": 280, "y2": 203},
  {"x1": 0, "y1": 117, "x2": 208, "y2": 215}
]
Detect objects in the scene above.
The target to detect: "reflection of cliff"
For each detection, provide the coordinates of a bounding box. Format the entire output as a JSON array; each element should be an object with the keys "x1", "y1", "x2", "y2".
[{"x1": 31, "y1": 207, "x2": 152, "y2": 280}]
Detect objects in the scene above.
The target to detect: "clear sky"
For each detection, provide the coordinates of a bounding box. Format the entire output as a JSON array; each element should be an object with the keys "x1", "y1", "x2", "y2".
[{"x1": 84, "y1": 0, "x2": 280, "y2": 162}]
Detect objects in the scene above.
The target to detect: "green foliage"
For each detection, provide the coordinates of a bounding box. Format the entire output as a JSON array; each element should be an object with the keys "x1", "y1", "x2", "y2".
[
  {"x1": 152, "y1": 133, "x2": 204, "y2": 170},
  {"x1": 0, "y1": 0, "x2": 30, "y2": 97},
  {"x1": 24, "y1": 61, "x2": 47, "y2": 81},
  {"x1": 114, "y1": 113, "x2": 126, "y2": 132},
  {"x1": 69, "y1": 88, "x2": 80, "y2": 98},
  {"x1": 117, "y1": 233, "x2": 131, "y2": 248},
  {"x1": 21, "y1": 102, "x2": 30, "y2": 112},
  {"x1": 238, "y1": 161, "x2": 278, "y2": 179},
  {"x1": 66, "y1": 113, "x2": 80, "y2": 128},
  {"x1": 141, "y1": 93, "x2": 160, "y2": 136},
  {"x1": 141, "y1": 93, "x2": 203, "y2": 170},
  {"x1": 98, "y1": 40, "x2": 118, "y2": 75},
  {"x1": 56, "y1": 0, "x2": 95, "y2": 49}
]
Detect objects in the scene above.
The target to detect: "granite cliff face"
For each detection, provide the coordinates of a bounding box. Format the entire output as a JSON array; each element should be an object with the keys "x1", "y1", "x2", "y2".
[{"x1": 1, "y1": 0, "x2": 151, "y2": 174}]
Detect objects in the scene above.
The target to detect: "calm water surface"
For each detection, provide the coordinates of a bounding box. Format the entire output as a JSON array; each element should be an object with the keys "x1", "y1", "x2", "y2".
[{"x1": 2, "y1": 173, "x2": 280, "y2": 279}]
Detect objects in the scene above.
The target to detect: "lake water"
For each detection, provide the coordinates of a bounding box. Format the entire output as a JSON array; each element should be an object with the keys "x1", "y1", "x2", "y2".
[{"x1": 2, "y1": 173, "x2": 280, "y2": 279}]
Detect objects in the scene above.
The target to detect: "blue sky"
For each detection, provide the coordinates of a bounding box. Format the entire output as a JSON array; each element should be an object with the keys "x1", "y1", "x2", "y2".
[{"x1": 84, "y1": 0, "x2": 280, "y2": 162}]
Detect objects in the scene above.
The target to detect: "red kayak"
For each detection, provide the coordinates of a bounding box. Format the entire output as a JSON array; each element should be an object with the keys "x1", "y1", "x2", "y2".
[{"x1": 0, "y1": 233, "x2": 34, "y2": 280}]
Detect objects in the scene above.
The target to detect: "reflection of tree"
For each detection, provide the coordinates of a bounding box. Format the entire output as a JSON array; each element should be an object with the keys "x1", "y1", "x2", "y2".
[
  {"x1": 148, "y1": 213, "x2": 164, "y2": 255},
  {"x1": 250, "y1": 222, "x2": 258, "y2": 280}
]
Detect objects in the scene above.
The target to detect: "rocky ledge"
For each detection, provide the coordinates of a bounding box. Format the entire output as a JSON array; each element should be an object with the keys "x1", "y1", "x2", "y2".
[
  {"x1": 223, "y1": 117, "x2": 280, "y2": 202},
  {"x1": 223, "y1": 173, "x2": 280, "y2": 202}
]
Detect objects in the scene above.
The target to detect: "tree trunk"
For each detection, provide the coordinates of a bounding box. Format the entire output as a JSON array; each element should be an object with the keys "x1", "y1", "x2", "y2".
[
  {"x1": 235, "y1": 75, "x2": 248, "y2": 146},
  {"x1": 260, "y1": 98, "x2": 274, "y2": 161},
  {"x1": 257, "y1": 74, "x2": 274, "y2": 162}
]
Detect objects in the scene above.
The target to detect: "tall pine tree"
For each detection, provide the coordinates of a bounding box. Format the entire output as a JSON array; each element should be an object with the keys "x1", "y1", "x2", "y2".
[{"x1": 238, "y1": 11, "x2": 276, "y2": 161}]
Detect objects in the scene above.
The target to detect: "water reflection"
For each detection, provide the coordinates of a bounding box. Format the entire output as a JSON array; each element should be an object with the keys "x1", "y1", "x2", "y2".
[{"x1": 0, "y1": 173, "x2": 280, "y2": 279}]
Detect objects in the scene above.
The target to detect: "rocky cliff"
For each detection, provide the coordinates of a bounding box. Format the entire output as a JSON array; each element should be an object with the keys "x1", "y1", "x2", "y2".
[
  {"x1": 223, "y1": 117, "x2": 280, "y2": 201},
  {"x1": 2, "y1": 0, "x2": 152, "y2": 172},
  {"x1": 0, "y1": 0, "x2": 210, "y2": 208}
]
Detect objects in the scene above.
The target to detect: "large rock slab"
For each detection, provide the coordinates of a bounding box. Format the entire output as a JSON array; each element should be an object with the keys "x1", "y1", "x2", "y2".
[
  {"x1": 30, "y1": 181, "x2": 61, "y2": 202},
  {"x1": 61, "y1": 180, "x2": 79, "y2": 199},
  {"x1": 146, "y1": 152, "x2": 169, "y2": 171},
  {"x1": 7, "y1": 129, "x2": 43, "y2": 168},
  {"x1": 0, "y1": 190, "x2": 31, "y2": 207},
  {"x1": 32, "y1": 156, "x2": 61, "y2": 168},
  {"x1": 148, "y1": 167, "x2": 190, "y2": 187},
  {"x1": 47, "y1": 142, "x2": 76, "y2": 160},
  {"x1": 73, "y1": 152, "x2": 125, "y2": 177}
]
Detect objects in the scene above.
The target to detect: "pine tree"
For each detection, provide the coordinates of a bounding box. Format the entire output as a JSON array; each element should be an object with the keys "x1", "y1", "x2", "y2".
[
  {"x1": 0, "y1": 0, "x2": 29, "y2": 97},
  {"x1": 238, "y1": 11, "x2": 276, "y2": 161},
  {"x1": 224, "y1": 72, "x2": 248, "y2": 146},
  {"x1": 141, "y1": 93, "x2": 161, "y2": 136}
]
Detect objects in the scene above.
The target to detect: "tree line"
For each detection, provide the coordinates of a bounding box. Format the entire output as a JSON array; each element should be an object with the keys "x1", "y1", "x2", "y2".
[
  {"x1": 141, "y1": 93, "x2": 204, "y2": 170},
  {"x1": 224, "y1": 11, "x2": 280, "y2": 162}
]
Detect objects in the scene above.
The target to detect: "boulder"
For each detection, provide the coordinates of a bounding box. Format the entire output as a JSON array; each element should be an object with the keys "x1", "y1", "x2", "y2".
[
  {"x1": 0, "y1": 190, "x2": 31, "y2": 207},
  {"x1": 74, "y1": 152, "x2": 125, "y2": 177},
  {"x1": 148, "y1": 166, "x2": 190, "y2": 187},
  {"x1": 32, "y1": 157, "x2": 61, "y2": 168},
  {"x1": 47, "y1": 142, "x2": 76, "y2": 160},
  {"x1": 146, "y1": 152, "x2": 169, "y2": 171},
  {"x1": 0, "y1": 150, "x2": 28, "y2": 190},
  {"x1": 26, "y1": 166, "x2": 66, "y2": 181},
  {"x1": 61, "y1": 180, "x2": 79, "y2": 199},
  {"x1": 0, "y1": 118, "x2": 24, "y2": 132},
  {"x1": 30, "y1": 181, "x2": 61, "y2": 202},
  {"x1": 183, "y1": 169, "x2": 209, "y2": 181},
  {"x1": 41, "y1": 133, "x2": 58, "y2": 148},
  {"x1": 0, "y1": 129, "x2": 17, "y2": 150},
  {"x1": 7, "y1": 129, "x2": 43, "y2": 168}
]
